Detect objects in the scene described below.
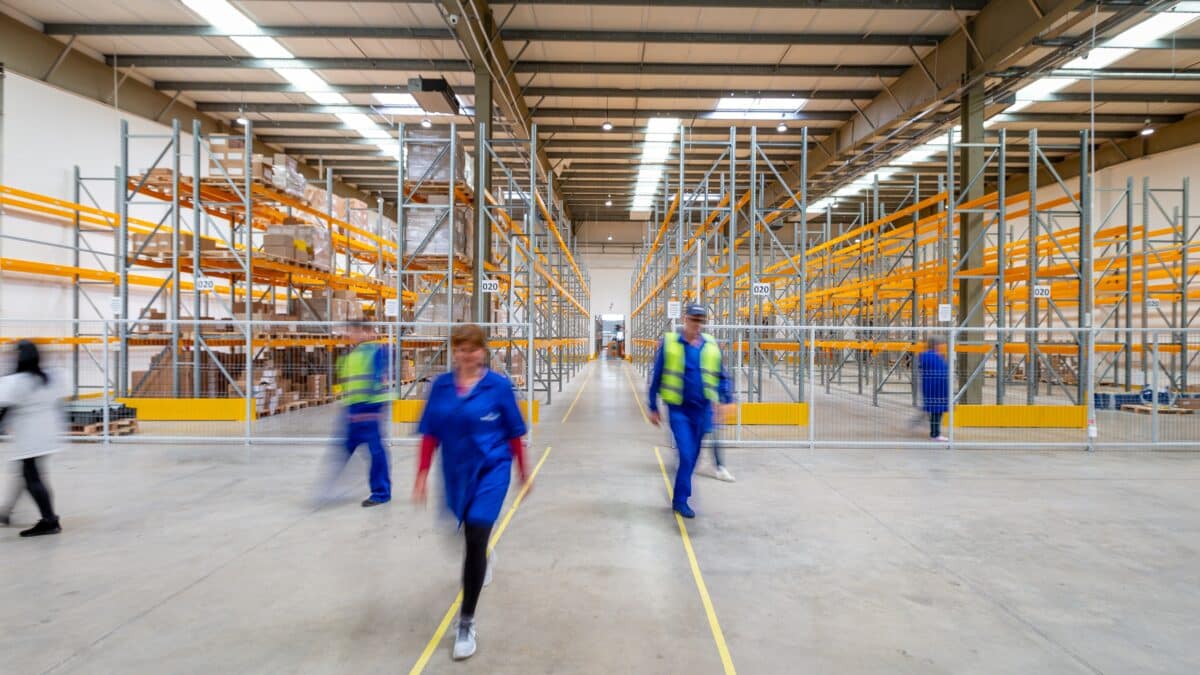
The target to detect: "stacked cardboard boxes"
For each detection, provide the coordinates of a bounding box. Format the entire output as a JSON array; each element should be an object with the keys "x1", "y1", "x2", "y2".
[
  {"x1": 130, "y1": 232, "x2": 220, "y2": 259},
  {"x1": 404, "y1": 128, "x2": 473, "y2": 185},
  {"x1": 404, "y1": 199, "x2": 473, "y2": 261}
]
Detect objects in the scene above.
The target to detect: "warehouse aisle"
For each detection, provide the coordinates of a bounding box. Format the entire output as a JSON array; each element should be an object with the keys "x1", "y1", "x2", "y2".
[{"x1": 3, "y1": 358, "x2": 1199, "y2": 674}]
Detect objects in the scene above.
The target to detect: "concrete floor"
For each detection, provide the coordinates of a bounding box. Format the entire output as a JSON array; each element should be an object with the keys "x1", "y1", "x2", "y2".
[{"x1": 3, "y1": 358, "x2": 1199, "y2": 674}]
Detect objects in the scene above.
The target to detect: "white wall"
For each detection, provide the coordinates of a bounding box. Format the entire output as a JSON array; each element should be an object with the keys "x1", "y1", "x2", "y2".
[
  {"x1": 1, "y1": 72, "x2": 198, "y2": 326},
  {"x1": 581, "y1": 250, "x2": 637, "y2": 353}
]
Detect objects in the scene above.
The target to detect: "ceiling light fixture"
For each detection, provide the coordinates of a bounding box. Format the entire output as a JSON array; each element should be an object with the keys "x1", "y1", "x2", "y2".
[
  {"x1": 607, "y1": 235, "x2": 613, "y2": 241},
  {"x1": 602, "y1": 120, "x2": 613, "y2": 132},
  {"x1": 236, "y1": 117, "x2": 249, "y2": 125},
  {"x1": 605, "y1": 195, "x2": 613, "y2": 207},
  {"x1": 420, "y1": 118, "x2": 433, "y2": 128},
  {"x1": 1141, "y1": 122, "x2": 1155, "y2": 136},
  {"x1": 777, "y1": 121, "x2": 788, "y2": 133}
]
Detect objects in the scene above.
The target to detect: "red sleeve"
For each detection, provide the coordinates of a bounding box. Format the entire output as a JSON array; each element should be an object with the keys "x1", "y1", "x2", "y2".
[
  {"x1": 509, "y1": 436, "x2": 527, "y2": 479},
  {"x1": 417, "y1": 434, "x2": 438, "y2": 474}
]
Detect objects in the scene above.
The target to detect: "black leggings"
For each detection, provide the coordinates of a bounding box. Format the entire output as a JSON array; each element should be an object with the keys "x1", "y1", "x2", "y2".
[
  {"x1": 930, "y1": 413, "x2": 944, "y2": 438},
  {"x1": 21, "y1": 458, "x2": 57, "y2": 521},
  {"x1": 461, "y1": 523, "x2": 493, "y2": 619}
]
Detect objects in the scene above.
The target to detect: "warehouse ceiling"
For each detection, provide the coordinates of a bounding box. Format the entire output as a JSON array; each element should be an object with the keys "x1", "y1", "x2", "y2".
[{"x1": 5, "y1": 0, "x2": 1199, "y2": 238}]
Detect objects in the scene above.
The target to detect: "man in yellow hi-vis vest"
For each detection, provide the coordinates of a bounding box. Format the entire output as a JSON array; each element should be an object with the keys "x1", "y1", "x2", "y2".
[
  {"x1": 333, "y1": 321, "x2": 393, "y2": 507},
  {"x1": 647, "y1": 304, "x2": 733, "y2": 519}
]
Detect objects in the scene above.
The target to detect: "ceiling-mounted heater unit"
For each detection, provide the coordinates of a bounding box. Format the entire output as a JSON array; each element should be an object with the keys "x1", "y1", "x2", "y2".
[{"x1": 408, "y1": 77, "x2": 461, "y2": 115}]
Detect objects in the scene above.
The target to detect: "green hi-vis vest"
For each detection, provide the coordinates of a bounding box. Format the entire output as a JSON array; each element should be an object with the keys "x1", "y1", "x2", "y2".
[
  {"x1": 659, "y1": 332, "x2": 721, "y2": 406},
  {"x1": 336, "y1": 342, "x2": 391, "y2": 405}
]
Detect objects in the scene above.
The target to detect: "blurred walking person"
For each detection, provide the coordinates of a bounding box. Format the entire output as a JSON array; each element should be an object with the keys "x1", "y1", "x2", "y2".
[
  {"x1": 0, "y1": 341, "x2": 68, "y2": 537},
  {"x1": 331, "y1": 321, "x2": 393, "y2": 507},
  {"x1": 647, "y1": 303, "x2": 734, "y2": 518},
  {"x1": 919, "y1": 336, "x2": 949, "y2": 442},
  {"x1": 412, "y1": 324, "x2": 529, "y2": 661}
]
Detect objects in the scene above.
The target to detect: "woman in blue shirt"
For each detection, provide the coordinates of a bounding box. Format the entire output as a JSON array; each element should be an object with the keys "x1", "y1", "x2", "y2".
[
  {"x1": 413, "y1": 323, "x2": 528, "y2": 661},
  {"x1": 919, "y1": 336, "x2": 950, "y2": 441}
]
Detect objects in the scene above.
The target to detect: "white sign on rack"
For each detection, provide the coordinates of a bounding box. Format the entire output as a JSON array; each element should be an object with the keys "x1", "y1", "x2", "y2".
[
  {"x1": 1147, "y1": 297, "x2": 1161, "y2": 309},
  {"x1": 195, "y1": 276, "x2": 216, "y2": 293},
  {"x1": 110, "y1": 297, "x2": 123, "y2": 318},
  {"x1": 938, "y1": 303, "x2": 953, "y2": 323},
  {"x1": 752, "y1": 283, "x2": 771, "y2": 297},
  {"x1": 481, "y1": 279, "x2": 500, "y2": 294},
  {"x1": 1033, "y1": 285, "x2": 1051, "y2": 299},
  {"x1": 384, "y1": 298, "x2": 399, "y2": 317},
  {"x1": 667, "y1": 301, "x2": 681, "y2": 318}
]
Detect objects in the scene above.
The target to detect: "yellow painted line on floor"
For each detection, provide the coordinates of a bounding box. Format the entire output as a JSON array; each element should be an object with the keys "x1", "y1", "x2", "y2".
[
  {"x1": 560, "y1": 363, "x2": 595, "y2": 423},
  {"x1": 622, "y1": 363, "x2": 650, "y2": 424},
  {"x1": 408, "y1": 444, "x2": 554, "y2": 675},
  {"x1": 654, "y1": 446, "x2": 737, "y2": 675}
]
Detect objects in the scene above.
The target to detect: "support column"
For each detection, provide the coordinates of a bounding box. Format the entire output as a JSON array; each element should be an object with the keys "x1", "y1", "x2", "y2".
[
  {"x1": 472, "y1": 63, "x2": 493, "y2": 323},
  {"x1": 957, "y1": 51, "x2": 986, "y2": 405}
]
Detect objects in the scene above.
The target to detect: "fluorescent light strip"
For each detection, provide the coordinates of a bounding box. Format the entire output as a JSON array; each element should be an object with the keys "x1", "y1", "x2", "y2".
[
  {"x1": 181, "y1": 0, "x2": 258, "y2": 34},
  {"x1": 182, "y1": 0, "x2": 394, "y2": 152},
  {"x1": 1006, "y1": 3, "x2": 1199, "y2": 114}
]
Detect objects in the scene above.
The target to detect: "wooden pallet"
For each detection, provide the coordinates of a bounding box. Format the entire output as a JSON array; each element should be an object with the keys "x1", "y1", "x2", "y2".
[
  {"x1": 1121, "y1": 404, "x2": 1194, "y2": 415},
  {"x1": 69, "y1": 418, "x2": 139, "y2": 437}
]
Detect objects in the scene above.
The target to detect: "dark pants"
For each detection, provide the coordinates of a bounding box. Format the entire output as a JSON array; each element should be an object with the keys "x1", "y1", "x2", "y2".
[
  {"x1": 710, "y1": 436, "x2": 725, "y2": 468},
  {"x1": 10, "y1": 458, "x2": 57, "y2": 521},
  {"x1": 929, "y1": 413, "x2": 944, "y2": 438},
  {"x1": 342, "y1": 417, "x2": 391, "y2": 502},
  {"x1": 461, "y1": 523, "x2": 493, "y2": 618}
]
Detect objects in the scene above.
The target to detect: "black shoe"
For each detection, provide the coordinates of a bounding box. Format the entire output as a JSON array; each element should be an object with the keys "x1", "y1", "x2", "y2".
[
  {"x1": 361, "y1": 498, "x2": 388, "y2": 508},
  {"x1": 0, "y1": 512, "x2": 10, "y2": 526},
  {"x1": 20, "y1": 518, "x2": 61, "y2": 537}
]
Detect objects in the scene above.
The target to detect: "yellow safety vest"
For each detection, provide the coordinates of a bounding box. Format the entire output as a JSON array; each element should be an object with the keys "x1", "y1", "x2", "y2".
[
  {"x1": 336, "y1": 343, "x2": 391, "y2": 405},
  {"x1": 659, "y1": 332, "x2": 721, "y2": 406}
]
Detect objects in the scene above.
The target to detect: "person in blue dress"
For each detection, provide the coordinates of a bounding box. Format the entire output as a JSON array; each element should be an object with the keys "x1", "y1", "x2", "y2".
[
  {"x1": 918, "y1": 336, "x2": 950, "y2": 441},
  {"x1": 412, "y1": 323, "x2": 529, "y2": 661}
]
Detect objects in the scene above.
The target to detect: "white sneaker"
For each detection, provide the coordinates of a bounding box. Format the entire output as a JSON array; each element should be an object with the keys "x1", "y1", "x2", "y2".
[
  {"x1": 483, "y1": 552, "x2": 494, "y2": 588},
  {"x1": 933, "y1": 435, "x2": 950, "y2": 442},
  {"x1": 452, "y1": 620, "x2": 477, "y2": 660},
  {"x1": 713, "y1": 466, "x2": 736, "y2": 482}
]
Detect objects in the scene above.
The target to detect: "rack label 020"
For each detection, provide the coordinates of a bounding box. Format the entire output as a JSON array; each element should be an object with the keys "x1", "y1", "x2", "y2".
[{"x1": 481, "y1": 279, "x2": 500, "y2": 293}]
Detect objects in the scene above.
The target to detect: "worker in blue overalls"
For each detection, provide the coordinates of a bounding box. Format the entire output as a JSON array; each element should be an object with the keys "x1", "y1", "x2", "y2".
[
  {"x1": 413, "y1": 323, "x2": 528, "y2": 661},
  {"x1": 334, "y1": 321, "x2": 393, "y2": 507},
  {"x1": 647, "y1": 303, "x2": 733, "y2": 519}
]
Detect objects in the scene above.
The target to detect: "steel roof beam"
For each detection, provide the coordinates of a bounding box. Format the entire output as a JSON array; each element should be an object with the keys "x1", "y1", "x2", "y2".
[
  {"x1": 49, "y1": 23, "x2": 945, "y2": 46},
  {"x1": 106, "y1": 55, "x2": 908, "y2": 77},
  {"x1": 155, "y1": 81, "x2": 877, "y2": 100}
]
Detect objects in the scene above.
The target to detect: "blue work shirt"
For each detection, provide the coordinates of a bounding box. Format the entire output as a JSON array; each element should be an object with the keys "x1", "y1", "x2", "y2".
[
  {"x1": 647, "y1": 330, "x2": 733, "y2": 415},
  {"x1": 418, "y1": 369, "x2": 527, "y2": 524},
  {"x1": 918, "y1": 348, "x2": 949, "y2": 414},
  {"x1": 345, "y1": 342, "x2": 391, "y2": 415}
]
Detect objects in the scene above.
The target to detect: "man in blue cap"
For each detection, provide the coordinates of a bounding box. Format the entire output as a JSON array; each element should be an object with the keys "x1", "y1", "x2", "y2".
[{"x1": 647, "y1": 303, "x2": 733, "y2": 518}]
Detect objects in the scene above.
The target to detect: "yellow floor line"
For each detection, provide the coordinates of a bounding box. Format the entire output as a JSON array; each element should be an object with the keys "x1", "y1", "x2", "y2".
[
  {"x1": 622, "y1": 363, "x2": 650, "y2": 424},
  {"x1": 560, "y1": 363, "x2": 595, "y2": 423},
  {"x1": 408, "y1": 444, "x2": 554, "y2": 674},
  {"x1": 654, "y1": 446, "x2": 737, "y2": 675}
]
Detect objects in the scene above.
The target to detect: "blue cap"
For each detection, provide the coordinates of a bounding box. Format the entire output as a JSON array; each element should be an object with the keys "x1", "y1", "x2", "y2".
[{"x1": 684, "y1": 303, "x2": 708, "y2": 318}]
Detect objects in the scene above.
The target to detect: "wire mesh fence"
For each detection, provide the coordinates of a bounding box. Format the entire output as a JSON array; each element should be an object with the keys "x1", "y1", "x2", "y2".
[
  {"x1": 0, "y1": 319, "x2": 537, "y2": 446},
  {"x1": 632, "y1": 324, "x2": 1200, "y2": 450}
]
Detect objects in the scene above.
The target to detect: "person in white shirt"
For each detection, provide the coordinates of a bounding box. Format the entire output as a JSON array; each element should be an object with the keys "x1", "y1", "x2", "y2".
[{"x1": 0, "y1": 340, "x2": 67, "y2": 537}]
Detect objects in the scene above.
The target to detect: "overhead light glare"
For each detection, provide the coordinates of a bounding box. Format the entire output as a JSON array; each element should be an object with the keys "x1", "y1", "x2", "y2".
[
  {"x1": 777, "y1": 121, "x2": 788, "y2": 133},
  {"x1": 420, "y1": 118, "x2": 433, "y2": 128},
  {"x1": 602, "y1": 120, "x2": 614, "y2": 131},
  {"x1": 181, "y1": 0, "x2": 259, "y2": 35},
  {"x1": 231, "y1": 35, "x2": 292, "y2": 59}
]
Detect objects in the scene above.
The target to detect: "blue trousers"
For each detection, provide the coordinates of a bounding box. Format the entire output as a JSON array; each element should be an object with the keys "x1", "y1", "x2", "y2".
[
  {"x1": 343, "y1": 418, "x2": 391, "y2": 502},
  {"x1": 667, "y1": 406, "x2": 706, "y2": 508}
]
